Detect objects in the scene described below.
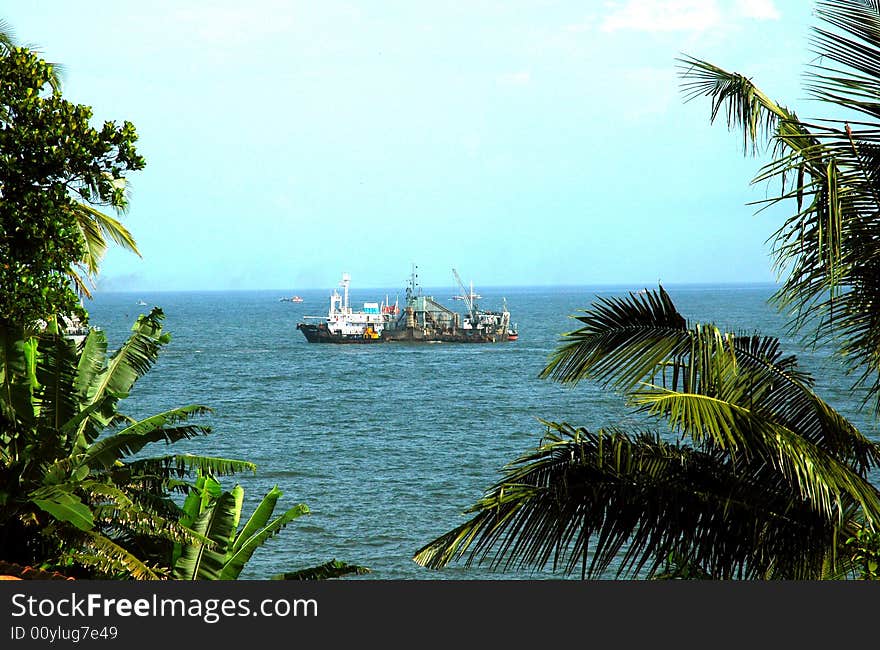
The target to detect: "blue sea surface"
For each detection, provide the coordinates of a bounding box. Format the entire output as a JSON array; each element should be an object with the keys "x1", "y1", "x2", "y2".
[{"x1": 85, "y1": 283, "x2": 880, "y2": 579}]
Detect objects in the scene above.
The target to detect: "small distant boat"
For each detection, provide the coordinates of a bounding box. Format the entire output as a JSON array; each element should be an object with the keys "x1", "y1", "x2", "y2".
[
  {"x1": 136, "y1": 299, "x2": 148, "y2": 306},
  {"x1": 507, "y1": 328, "x2": 518, "y2": 341},
  {"x1": 280, "y1": 296, "x2": 304, "y2": 303}
]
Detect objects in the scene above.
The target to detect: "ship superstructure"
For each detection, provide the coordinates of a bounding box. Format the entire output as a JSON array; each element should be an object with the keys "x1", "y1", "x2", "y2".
[
  {"x1": 381, "y1": 266, "x2": 512, "y2": 343},
  {"x1": 296, "y1": 273, "x2": 397, "y2": 343}
]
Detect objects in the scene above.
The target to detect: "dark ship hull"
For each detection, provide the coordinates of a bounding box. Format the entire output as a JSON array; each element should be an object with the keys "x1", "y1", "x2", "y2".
[
  {"x1": 297, "y1": 322, "x2": 510, "y2": 344},
  {"x1": 296, "y1": 323, "x2": 383, "y2": 344}
]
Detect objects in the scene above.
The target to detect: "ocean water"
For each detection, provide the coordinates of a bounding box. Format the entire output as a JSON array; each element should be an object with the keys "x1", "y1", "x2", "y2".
[{"x1": 85, "y1": 283, "x2": 880, "y2": 579}]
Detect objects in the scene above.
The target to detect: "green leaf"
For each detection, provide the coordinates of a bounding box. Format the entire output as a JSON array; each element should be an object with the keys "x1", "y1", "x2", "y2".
[
  {"x1": 274, "y1": 560, "x2": 371, "y2": 580},
  {"x1": 173, "y1": 488, "x2": 243, "y2": 580},
  {"x1": 33, "y1": 492, "x2": 94, "y2": 531},
  {"x1": 82, "y1": 405, "x2": 212, "y2": 469},
  {"x1": 221, "y1": 499, "x2": 310, "y2": 580}
]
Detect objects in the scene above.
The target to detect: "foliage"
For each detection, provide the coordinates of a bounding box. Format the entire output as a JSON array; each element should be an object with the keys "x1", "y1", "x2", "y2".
[
  {"x1": 274, "y1": 559, "x2": 371, "y2": 580},
  {"x1": 172, "y1": 472, "x2": 342, "y2": 581},
  {"x1": 413, "y1": 0, "x2": 880, "y2": 582},
  {"x1": 0, "y1": 23, "x2": 365, "y2": 582},
  {"x1": 413, "y1": 288, "x2": 880, "y2": 578},
  {"x1": 678, "y1": 0, "x2": 880, "y2": 414},
  {"x1": 0, "y1": 45, "x2": 144, "y2": 327},
  {"x1": 0, "y1": 308, "x2": 255, "y2": 578},
  {"x1": 845, "y1": 528, "x2": 880, "y2": 580}
]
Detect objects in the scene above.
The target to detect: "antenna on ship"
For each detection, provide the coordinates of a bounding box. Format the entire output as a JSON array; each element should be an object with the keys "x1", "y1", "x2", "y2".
[{"x1": 340, "y1": 272, "x2": 351, "y2": 313}]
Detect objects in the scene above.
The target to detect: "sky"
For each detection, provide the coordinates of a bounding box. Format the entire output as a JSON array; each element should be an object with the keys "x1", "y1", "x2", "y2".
[{"x1": 4, "y1": 1, "x2": 818, "y2": 292}]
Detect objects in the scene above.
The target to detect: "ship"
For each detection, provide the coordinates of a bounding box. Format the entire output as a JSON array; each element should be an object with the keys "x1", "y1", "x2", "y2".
[
  {"x1": 296, "y1": 273, "x2": 398, "y2": 343},
  {"x1": 280, "y1": 295, "x2": 304, "y2": 302},
  {"x1": 296, "y1": 266, "x2": 515, "y2": 344}
]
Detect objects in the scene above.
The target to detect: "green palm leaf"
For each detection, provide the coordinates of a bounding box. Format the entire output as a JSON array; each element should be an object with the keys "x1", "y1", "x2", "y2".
[
  {"x1": 31, "y1": 488, "x2": 94, "y2": 532},
  {"x1": 632, "y1": 388, "x2": 880, "y2": 523},
  {"x1": 540, "y1": 286, "x2": 688, "y2": 390},
  {"x1": 678, "y1": 2, "x2": 880, "y2": 411},
  {"x1": 121, "y1": 455, "x2": 257, "y2": 481},
  {"x1": 542, "y1": 287, "x2": 880, "y2": 470},
  {"x1": 71, "y1": 202, "x2": 140, "y2": 275},
  {"x1": 414, "y1": 422, "x2": 848, "y2": 579},
  {"x1": 72, "y1": 328, "x2": 108, "y2": 403},
  {"x1": 0, "y1": 324, "x2": 37, "y2": 429}
]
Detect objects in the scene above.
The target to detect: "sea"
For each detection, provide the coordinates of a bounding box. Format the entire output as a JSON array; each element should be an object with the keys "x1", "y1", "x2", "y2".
[{"x1": 84, "y1": 283, "x2": 880, "y2": 580}]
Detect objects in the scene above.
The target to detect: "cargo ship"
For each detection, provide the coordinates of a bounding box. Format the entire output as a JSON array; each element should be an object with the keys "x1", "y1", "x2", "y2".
[{"x1": 296, "y1": 266, "x2": 514, "y2": 344}]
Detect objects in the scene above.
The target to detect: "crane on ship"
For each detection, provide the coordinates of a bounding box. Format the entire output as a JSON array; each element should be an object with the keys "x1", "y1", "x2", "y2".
[{"x1": 452, "y1": 267, "x2": 479, "y2": 324}]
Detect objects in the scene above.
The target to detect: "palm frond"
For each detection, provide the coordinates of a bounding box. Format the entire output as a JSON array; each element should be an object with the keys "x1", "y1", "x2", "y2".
[
  {"x1": 33, "y1": 333, "x2": 79, "y2": 434},
  {"x1": 90, "y1": 503, "x2": 209, "y2": 549},
  {"x1": 808, "y1": 0, "x2": 880, "y2": 121},
  {"x1": 0, "y1": 324, "x2": 37, "y2": 429},
  {"x1": 632, "y1": 388, "x2": 880, "y2": 524},
  {"x1": 413, "y1": 422, "x2": 846, "y2": 579},
  {"x1": 679, "y1": 7, "x2": 880, "y2": 411},
  {"x1": 540, "y1": 286, "x2": 688, "y2": 390},
  {"x1": 221, "y1": 491, "x2": 309, "y2": 580},
  {"x1": 72, "y1": 329, "x2": 107, "y2": 401},
  {"x1": 414, "y1": 423, "x2": 848, "y2": 578},
  {"x1": 542, "y1": 287, "x2": 880, "y2": 471},
  {"x1": 30, "y1": 487, "x2": 94, "y2": 532},
  {"x1": 677, "y1": 55, "x2": 799, "y2": 155},
  {"x1": 69, "y1": 202, "x2": 141, "y2": 277},
  {"x1": 118, "y1": 455, "x2": 257, "y2": 481}
]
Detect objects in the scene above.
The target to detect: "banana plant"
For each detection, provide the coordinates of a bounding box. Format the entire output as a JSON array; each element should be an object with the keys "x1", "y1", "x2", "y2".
[
  {"x1": 0, "y1": 308, "x2": 255, "y2": 578},
  {"x1": 173, "y1": 473, "x2": 369, "y2": 580}
]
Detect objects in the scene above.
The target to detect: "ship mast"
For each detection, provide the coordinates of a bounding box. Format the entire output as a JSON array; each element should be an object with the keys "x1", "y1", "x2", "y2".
[
  {"x1": 340, "y1": 272, "x2": 351, "y2": 314},
  {"x1": 406, "y1": 263, "x2": 421, "y2": 303}
]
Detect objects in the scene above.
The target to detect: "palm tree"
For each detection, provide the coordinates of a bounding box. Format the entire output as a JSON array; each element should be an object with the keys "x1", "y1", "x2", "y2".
[
  {"x1": 66, "y1": 202, "x2": 141, "y2": 300},
  {"x1": 0, "y1": 308, "x2": 254, "y2": 578},
  {"x1": 677, "y1": 0, "x2": 880, "y2": 413},
  {"x1": 413, "y1": 0, "x2": 880, "y2": 582},
  {"x1": 414, "y1": 288, "x2": 880, "y2": 578}
]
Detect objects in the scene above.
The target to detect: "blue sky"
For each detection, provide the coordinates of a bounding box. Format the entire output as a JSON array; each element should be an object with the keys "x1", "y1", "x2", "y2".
[{"x1": 6, "y1": 1, "x2": 816, "y2": 291}]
